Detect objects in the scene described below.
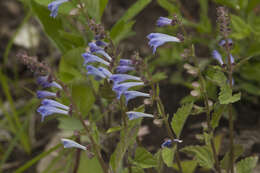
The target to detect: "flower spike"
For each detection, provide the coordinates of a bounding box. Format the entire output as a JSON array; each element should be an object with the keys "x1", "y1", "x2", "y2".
[
  {"x1": 48, "y1": 0, "x2": 69, "y2": 18},
  {"x1": 61, "y1": 138, "x2": 86, "y2": 150},
  {"x1": 126, "y1": 111, "x2": 154, "y2": 120}
]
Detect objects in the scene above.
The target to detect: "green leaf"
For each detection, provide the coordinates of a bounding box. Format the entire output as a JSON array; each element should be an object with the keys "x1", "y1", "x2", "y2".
[
  {"x1": 173, "y1": 160, "x2": 197, "y2": 173},
  {"x1": 231, "y1": 15, "x2": 252, "y2": 39},
  {"x1": 161, "y1": 146, "x2": 176, "y2": 167},
  {"x1": 157, "y1": 0, "x2": 178, "y2": 13},
  {"x1": 151, "y1": 72, "x2": 167, "y2": 83},
  {"x1": 220, "y1": 144, "x2": 244, "y2": 171},
  {"x1": 99, "y1": 0, "x2": 108, "y2": 18},
  {"x1": 206, "y1": 67, "x2": 227, "y2": 87},
  {"x1": 58, "y1": 116, "x2": 84, "y2": 130},
  {"x1": 211, "y1": 104, "x2": 227, "y2": 130},
  {"x1": 99, "y1": 80, "x2": 116, "y2": 100},
  {"x1": 236, "y1": 156, "x2": 258, "y2": 173},
  {"x1": 82, "y1": 0, "x2": 100, "y2": 21},
  {"x1": 34, "y1": 0, "x2": 74, "y2": 15},
  {"x1": 106, "y1": 126, "x2": 122, "y2": 133},
  {"x1": 218, "y1": 85, "x2": 241, "y2": 104},
  {"x1": 58, "y1": 31, "x2": 85, "y2": 47},
  {"x1": 78, "y1": 153, "x2": 103, "y2": 173},
  {"x1": 181, "y1": 145, "x2": 214, "y2": 169},
  {"x1": 133, "y1": 147, "x2": 157, "y2": 168},
  {"x1": 171, "y1": 103, "x2": 193, "y2": 138},
  {"x1": 247, "y1": 0, "x2": 260, "y2": 12},
  {"x1": 213, "y1": 0, "x2": 239, "y2": 9}
]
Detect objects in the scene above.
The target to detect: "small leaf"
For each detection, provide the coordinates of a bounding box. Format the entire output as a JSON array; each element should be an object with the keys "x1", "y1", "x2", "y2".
[
  {"x1": 58, "y1": 116, "x2": 84, "y2": 130},
  {"x1": 236, "y1": 156, "x2": 258, "y2": 173},
  {"x1": 206, "y1": 67, "x2": 227, "y2": 86},
  {"x1": 133, "y1": 147, "x2": 157, "y2": 168},
  {"x1": 106, "y1": 126, "x2": 121, "y2": 134},
  {"x1": 171, "y1": 103, "x2": 193, "y2": 138},
  {"x1": 173, "y1": 160, "x2": 197, "y2": 173},
  {"x1": 218, "y1": 85, "x2": 241, "y2": 104},
  {"x1": 161, "y1": 146, "x2": 176, "y2": 167}
]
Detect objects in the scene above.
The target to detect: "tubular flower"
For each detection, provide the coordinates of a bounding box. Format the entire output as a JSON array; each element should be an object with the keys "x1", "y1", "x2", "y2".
[
  {"x1": 37, "y1": 76, "x2": 62, "y2": 89},
  {"x1": 82, "y1": 52, "x2": 110, "y2": 66},
  {"x1": 123, "y1": 91, "x2": 150, "y2": 105},
  {"x1": 126, "y1": 111, "x2": 154, "y2": 120},
  {"x1": 156, "y1": 17, "x2": 172, "y2": 27},
  {"x1": 98, "y1": 67, "x2": 112, "y2": 78},
  {"x1": 212, "y1": 50, "x2": 224, "y2": 65},
  {"x1": 37, "y1": 90, "x2": 57, "y2": 99},
  {"x1": 95, "y1": 40, "x2": 108, "y2": 47},
  {"x1": 116, "y1": 66, "x2": 135, "y2": 73},
  {"x1": 41, "y1": 99, "x2": 69, "y2": 110},
  {"x1": 110, "y1": 74, "x2": 141, "y2": 84},
  {"x1": 119, "y1": 59, "x2": 133, "y2": 66},
  {"x1": 48, "y1": 0, "x2": 69, "y2": 18},
  {"x1": 161, "y1": 139, "x2": 172, "y2": 148},
  {"x1": 86, "y1": 65, "x2": 106, "y2": 80},
  {"x1": 112, "y1": 82, "x2": 144, "y2": 99},
  {"x1": 89, "y1": 42, "x2": 112, "y2": 61},
  {"x1": 37, "y1": 106, "x2": 69, "y2": 121},
  {"x1": 147, "y1": 33, "x2": 180, "y2": 54},
  {"x1": 61, "y1": 138, "x2": 86, "y2": 150}
]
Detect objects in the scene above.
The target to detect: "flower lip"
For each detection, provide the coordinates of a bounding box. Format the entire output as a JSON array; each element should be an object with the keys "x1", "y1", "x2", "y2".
[
  {"x1": 110, "y1": 74, "x2": 141, "y2": 84},
  {"x1": 41, "y1": 99, "x2": 69, "y2": 110},
  {"x1": 126, "y1": 111, "x2": 154, "y2": 120},
  {"x1": 212, "y1": 50, "x2": 224, "y2": 65},
  {"x1": 86, "y1": 65, "x2": 106, "y2": 80},
  {"x1": 37, "y1": 105, "x2": 68, "y2": 121},
  {"x1": 88, "y1": 42, "x2": 112, "y2": 61},
  {"x1": 37, "y1": 76, "x2": 62, "y2": 89},
  {"x1": 123, "y1": 91, "x2": 150, "y2": 105},
  {"x1": 98, "y1": 67, "x2": 112, "y2": 78},
  {"x1": 61, "y1": 138, "x2": 86, "y2": 150},
  {"x1": 82, "y1": 52, "x2": 110, "y2": 66},
  {"x1": 112, "y1": 82, "x2": 144, "y2": 99}
]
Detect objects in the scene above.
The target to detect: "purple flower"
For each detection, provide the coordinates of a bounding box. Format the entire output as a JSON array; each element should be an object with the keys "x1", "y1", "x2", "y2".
[
  {"x1": 61, "y1": 138, "x2": 86, "y2": 150},
  {"x1": 126, "y1": 111, "x2": 153, "y2": 120},
  {"x1": 147, "y1": 33, "x2": 180, "y2": 54},
  {"x1": 123, "y1": 91, "x2": 150, "y2": 105},
  {"x1": 37, "y1": 90, "x2": 57, "y2": 99},
  {"x1": 156, "y1": 17, "x2": 172, "y2": 27},
  {"x1": 89, "y1": 42, "x2": 112, "y2": 61},
  {"x1": 119, "y1": 59, "x2": 133, "y2": 66},
  {"x1": 82, "y1": 52, "x2": 110, "y2": 66},
  {"x1": 48, "y1": 0, "x2": 68, "y2": 18},
  {"x1": 110, "y1": 74, "x2": 141, "y2": 84},
  {"x1": 212, "y1": 50, "x2": 224, "y2": 65},
  {"x1": 37, "y1": 76, "x2": 62, "y2": 89},
  {"x1": 230, "y1": 54, "x2": 235, "y2": 64},
  {"x1": 95, "y1": 40, "x2": 108, "y2": 47},
  {"x1": 116, "y1": 66, "x2": 135, "y2": 73},
  {"x1": 161, "y1": 139, "x2": 172, "y2": 148},
  {"x1": 86, "y1": 65, "x2": 106, "y2": 80},
  {"x1": 37, "y1": 106, "x2": 68, "y2": 121},
  {"x1": 41, "y1": 99, "x2": 69, "y2": 110},
  {"x1": 98, "y1": 67, "x2": 112, "y2": 78},
  {"x1": 112, "y1": 82, "x2": 144, "y2": 99},
  {"x1": 219, "y1": 39, "x2": 233, "y2": 47}
]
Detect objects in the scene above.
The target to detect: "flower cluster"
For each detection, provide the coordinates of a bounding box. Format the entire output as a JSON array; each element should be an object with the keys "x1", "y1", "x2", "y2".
[{"x1": 212, "y1": 39, "x2": 235, "y2": 66}]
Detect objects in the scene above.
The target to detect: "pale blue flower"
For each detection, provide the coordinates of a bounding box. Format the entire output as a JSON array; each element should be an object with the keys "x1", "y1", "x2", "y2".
[
  {"x1": 112, "y1": 82, "x2": 144, "y2": 99},
  {"x1": 98, "y1": 67, "x2": 112, "y2": 78},
  {"x1": 156, "y1": 17, "x2": 172, "y2": 27},
  {"x1": 61, "y1": 138, "x2": 86, "y2": 150},
  {"x1": 110, "y1": 74, "x2": 141, "y2": 84},
  {"x1": 37, "y1": 90, "x2": 57, "y2": 99},
  {"x1": 123, "y1": 91, "x2": 150, "y2": 105},
  {"x1": 219, "y1": 39, "x2": 233, "y2": 47},
  {"x1": 230, "y1": 54, "x2": 235, "y2": 64},
  {"x1": 82, "y1": 52, "x2": 110, "y2": 66},
  {"x1": 119, "y1": 59, "x2": 133, "y2": 66},
  {"x1": 89, "y1": 42, "x2": 112, "y2": 61},
  {"x1": 147, "y1": 33, "x2": 180, "y2": 54},
  {"x1": 86, "y1": 65, "x2": 106, "y2": 80},
  {"x1": 37, "y1": 106, "x2": 68, "y2": 121},
  {"x1": 126, "y1": 111, "x2": 153, "y2": 120},
  {"x1": 212, "y1": 50, "x2": 224, "y2": 65},
  {"x1": 95, "y1": 40, "x2": 108, "y2": 47},
  {"x1": 116, "y1": 66, "x2": 135, "y2": 73},
  {"x1": 161, "y1": 139, "x2": 172, "y2": 148},
  {"x1": 48, "y1": 0, "x2": 68, "y2": 18},
  {"x1": 37, "y1": 76, "x2": 62, "y2": 89},
  {"x1": 41, "y1": 99, "x2": 69, "y2": 110}
]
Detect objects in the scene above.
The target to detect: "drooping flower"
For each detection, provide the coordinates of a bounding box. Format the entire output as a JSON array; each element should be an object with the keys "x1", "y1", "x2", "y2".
[
  {"x1": 41, "y1": 99, "x2": 69, "y2": 110},
  {"x1": 123, "y1": 91, "x2": 150, "y2": 105},
  {"x1": 82, "y1": 52, "x2": 110, "y2": 66},
  {"x1": 119, "y1": 59, "x2": 133, "y2": 66},
  {"x1": 219, "y1": 39, "x2": 233, "y2": 47},
  {"x1": 37, "y1": 106, "x2": 69, "y2": 121},
  {"x1": 126, "y1": 111, "x2": 154, "y2": 120},
  {"x1": 116, "y1": 66, "x2": 135, "y2": 73},
  {"x1": 156, "y1": 17, "x2": 172, "y2": 27},
  {"x1": 212, "y1": 50, "x2": 224, "y2": 65},
  {"x1": 48, "y1": 0, "x2": 69, "y2": 18},
  {"x1": 61, "y1": 138, "x2": 86, "y2": 150},
  {"x1": 110, "y1": 74, "x2": 141, "y2": 84},
  {"x1": 147, "y1": 33, "x2": 180, "y2": 54},
  {"x1": 37, "y1": 76, "x2": 62, "y2": 89},
  {"x1": 112, "y1": 82, "x2": 144, "y2": 99},
  {"x1": 37, "y1": 90, "x2": 57, "y2": 99},
  {"x1": 86, "y1": 65, "x2": 106, "y2": 80},
  {"x1": 98, "y1": 67, "x2": 112, "y2": 78},
  {"x1": 89, "y1": 42, "x2": 112, "y2": 61}
]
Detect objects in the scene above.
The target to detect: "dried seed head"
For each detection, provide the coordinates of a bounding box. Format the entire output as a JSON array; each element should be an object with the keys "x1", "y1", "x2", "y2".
[{"x1": 216, "y1": 6, "x2": 231, "y2": 38}]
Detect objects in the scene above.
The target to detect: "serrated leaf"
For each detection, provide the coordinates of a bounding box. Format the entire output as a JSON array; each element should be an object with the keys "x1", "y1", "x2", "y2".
[
  {"x1": 206, "y1": 68, "x2": 227, "y2": 86},
  {"x1": 133, "y1": 147, "x2": 157, "y2": 168},
  {"x1": 181, "y1": 145, "x2": 214, "y2": 169},
  {"x1": 161, "y1": 146, "x2": 176, "y2": 167},
  {"x1": 173, "y1": 160, "x2": 197, "y2": 173},
  {"x1": 171, "y1": 103, "x2": 193, "y2": 138},
  {"x1": 58, "y1": 116, "x2": 84, "y2": 130},
  {"x1": 218, "y1": 85, "x2": 241, "y2": 104},
  {"x1": 221, "y1": 144, "x2": 244, "y2": 171},
  {"x1": 236, "y1": 156, "x2": 258, "y2": 173}
]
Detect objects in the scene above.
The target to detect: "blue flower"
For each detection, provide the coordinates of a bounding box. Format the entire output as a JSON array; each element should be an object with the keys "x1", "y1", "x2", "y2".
[
  {"x1": 156, "y1": 17, "x2": 172, "y2": 27},
  {"x1": 41, "y1": 99, "x2": 69, "y2": 110},
  {"x1": 61, "y1": 138, "x2": 86, "y2": 150},
  {"x1": 212, "y1": 50, "x2": 224, "y2": 65},
  {"x1": 147, "y1": 33, "x2": 180, "y2": 54},
  {"x1": 37, "y1": 76, "x2": 62, "y2": 89},
  {"x1": 219, "y1": 39, "x2": 233, "y2": 47},
  {"x1": 98, "y1": 67, "x2": 112, "y2": 78},
  {"x1": 48, "y1": 0, "x2": 68, "y2": 18},
  {"x1": 37, "y1": 90, "x2": 57, "y2": 99},
  {"x1": 112, "y1": 82, "x2": 144, "y2": 99},
  {"x1": 126, "y1": 111, "x2": 153, "y2": 120},
  {"x1": 230, "y1": 54, "x2": 235, "y2": 64},
  {"x1": 123, "y1": 91, "x2": 150, "y2": 105},
  {"x1": 86, "y1": 65, "x2": 106, "y2": 80},
  {"x1": 119, "y1": 59, "x2": 133, "y2": 66},
  {"x1": 161, "y1": 139, "x2": 172, "y2": 148},
  {"x1": 116, "y1": 66, "x2": 135, "y2": 73},
  {"x1": 37, "y1": 106, "x2": 69, "y2": 121},
  {"x1": 95, "y1": 40, "x2": 108, "y2": 47},
  {"x1": 110, "y1": 74, "x2": 141, "y2": 84},
  {"x1": 82, "y1": 52, "x2": 110, "y2": 66},
  {"x1": 89, "y1": 42, "x2": 112, "y2": 61}
]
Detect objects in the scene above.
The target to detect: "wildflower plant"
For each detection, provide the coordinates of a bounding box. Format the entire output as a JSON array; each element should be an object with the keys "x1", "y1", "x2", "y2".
[{"x1": 9, "y1": 0, "x2": 260, "y2": 173}]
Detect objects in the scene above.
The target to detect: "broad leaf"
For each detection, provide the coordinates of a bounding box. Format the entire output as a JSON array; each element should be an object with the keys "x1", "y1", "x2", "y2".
[
  {"x1": 161, "y1": 146, "x2": 176, "y2": 167},
  {"x1": 173, "y1": 160, "x2": 197, "y2": 173},
  {"x1": 236, "y1": 156, "x2": 258, "y2": 173},
  {"x1": 218, "y1": 85, "x2": 241, "y2": 104},
  {"x1": 133, "y1": 147, "x2": 157, "y2": 168}
]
